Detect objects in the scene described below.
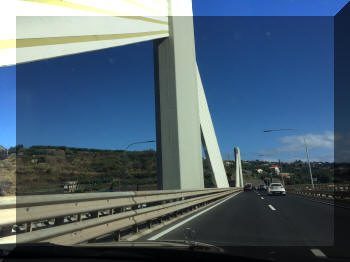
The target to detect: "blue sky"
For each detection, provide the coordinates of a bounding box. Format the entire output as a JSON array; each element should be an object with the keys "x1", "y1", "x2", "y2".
[
  {"x1": 1, "y1": 0, "x2": 348, "y2": 162},
  {"x1": 192, "y1": 0, "x2": 348, "y2": 16},
  {"x1": 0, "y1": 66, "x2": 16, "y2": 149},
  {"x1": 195, "y1": 16, "x2": 334, "y2": 162}
]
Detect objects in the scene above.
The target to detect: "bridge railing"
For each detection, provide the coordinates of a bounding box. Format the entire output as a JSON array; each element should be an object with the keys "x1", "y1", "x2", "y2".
[
  {"x1": 285, "y1": 184, "x2": 350, "y2": 201},
  {"x1": 0, "y1": 187, "x2": 241, "y2": 245}
]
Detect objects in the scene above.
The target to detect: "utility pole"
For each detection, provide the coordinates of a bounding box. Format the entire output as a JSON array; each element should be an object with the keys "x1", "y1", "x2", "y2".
[
  {"x1": 263, "y1": 129, "x2": 315, "y2": 189},
  {"x1": 279, "y1": 159, "x2": 285, "y2": 186}
]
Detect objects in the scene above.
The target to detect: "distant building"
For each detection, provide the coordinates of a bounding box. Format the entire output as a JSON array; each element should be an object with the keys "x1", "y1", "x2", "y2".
[
  {"x1": 281, "y1": 173, "x2": 292, "y2": 179},
  {"x1": 269, "y1": 165, "x2": 280, "y2": 174},
  {"x1": 63, "y1": 181, "x2": 78, "y2": 193},
  {"x1": 224, "y1": 161, "x2": 234, "y2": 166},
  {"x1": 256, "y1": 169, "x2": 264, "y2": 174}
]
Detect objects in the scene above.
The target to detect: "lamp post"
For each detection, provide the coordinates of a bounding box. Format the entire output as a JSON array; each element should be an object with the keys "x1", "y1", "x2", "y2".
[
  {"x1": 121, "y1": 140, "x2": 156, "y2": 191},
  {"x1": 263, "y1": 129, "x2": 314, "y2": 189},
  {"x1": 278, "y1": 159, "x2": 285, "y2": 186}
]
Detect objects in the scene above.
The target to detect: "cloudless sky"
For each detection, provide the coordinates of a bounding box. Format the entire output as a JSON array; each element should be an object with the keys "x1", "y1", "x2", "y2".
[
  {"x1": 0, "y1": 66, "x2": 16, "y2": 149},
  {"x1": 1, "y1": 0, "x2": 348, "y2": 161},
  {"x1": 193, "y1": 0, "x2": 348, "y2": 16}
]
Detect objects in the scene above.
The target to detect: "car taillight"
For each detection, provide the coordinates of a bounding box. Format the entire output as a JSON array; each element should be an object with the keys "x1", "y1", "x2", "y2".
[{"x1": 281, "y1": 186, "x2": 284, "y2": 188}]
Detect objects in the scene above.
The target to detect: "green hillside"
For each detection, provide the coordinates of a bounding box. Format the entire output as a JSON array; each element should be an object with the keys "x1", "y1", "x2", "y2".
[
  {"x1": 3, "y1": 145, "x2": 218, "y2": 194},
  {"x1": 0, "y1": 145, "x2": 334, "y2": 195}
]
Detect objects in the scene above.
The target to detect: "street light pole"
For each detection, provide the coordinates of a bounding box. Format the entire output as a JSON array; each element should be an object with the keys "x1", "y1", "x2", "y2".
[
  {"x1": 263, "y1": 128, "x2": 314, "y2": 189},
  {"x1": 279, "y1": 159, "x2": 285, "y2": 186},
  {"x1": 121, "y1": 140, "x2": 156, "y2": 191}
]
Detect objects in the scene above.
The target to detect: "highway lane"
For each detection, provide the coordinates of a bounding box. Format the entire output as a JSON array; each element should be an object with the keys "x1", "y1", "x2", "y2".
[{"x1": 140, "y1": 190, "x2": 335, "y2": 246}]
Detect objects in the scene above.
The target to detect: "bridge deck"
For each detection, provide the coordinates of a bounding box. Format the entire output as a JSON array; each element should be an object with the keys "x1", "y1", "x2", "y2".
[
  {"x1": 134, "y1": 190, "x2": 350, "y2": 259},
  {"x1": 140, "y1": 190, "x2": 336, "y2": 245}
]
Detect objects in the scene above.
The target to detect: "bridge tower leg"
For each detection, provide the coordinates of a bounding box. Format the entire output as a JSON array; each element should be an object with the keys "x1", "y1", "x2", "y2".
[
  {"x1": 153, "y1": 0, "x2": 204, "y2": 190},
  {"x1": 234, "y1": 147, "x2": 243, "y2": 187},
  {"x1": 240, "y1": 158, "x2": 244, "y2": 187}
]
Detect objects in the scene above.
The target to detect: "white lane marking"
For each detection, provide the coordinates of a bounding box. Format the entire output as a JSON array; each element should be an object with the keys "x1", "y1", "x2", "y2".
[
  {"x1": 148, "y1": 191, "x2": 242, "y2": 240},
  {"x1": 268, "y1": 204, "x2": 276, "y2": 211},
  {"x1": 310, "y1": 249, "x2": 327, "y2": 258},
  {"x1": 261, "y1": 197, "x2": 264, "y2": 200}
]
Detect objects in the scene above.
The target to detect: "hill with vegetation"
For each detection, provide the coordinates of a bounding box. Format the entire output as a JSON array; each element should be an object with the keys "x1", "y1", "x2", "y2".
[
  {"x1": 3, "y1": 145, "x2": 218, "y2": 195},
  {"x1": 0, "y1": 145, "x2": 335, "y2": 195},
  {"x1": 12, "y1": 145, "x2": 157, "y2": 194},
  {"x1": 0, "y1": 153, "x2": 16, "y2": 195}
]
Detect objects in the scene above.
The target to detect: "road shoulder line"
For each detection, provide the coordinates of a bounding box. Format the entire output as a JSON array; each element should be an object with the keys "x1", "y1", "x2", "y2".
[{"x1": 147, "y1": 191, "x2": 242, "y2": 240}]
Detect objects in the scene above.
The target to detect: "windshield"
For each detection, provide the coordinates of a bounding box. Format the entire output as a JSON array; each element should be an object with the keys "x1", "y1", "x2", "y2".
[{"x1": 1, "y1": 1, "x2": 349, "y2": 261}]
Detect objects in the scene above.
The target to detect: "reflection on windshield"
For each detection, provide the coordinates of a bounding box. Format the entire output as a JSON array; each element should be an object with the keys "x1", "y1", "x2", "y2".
[{"x1": 1, "y1": 8, "x2": 349, "y2": 262}]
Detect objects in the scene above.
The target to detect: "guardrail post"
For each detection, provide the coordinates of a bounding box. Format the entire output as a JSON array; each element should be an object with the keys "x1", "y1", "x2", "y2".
[
  {"x1": 55, "y1": 217, "x2": 65, "y2": 226},
  {"x1": 134, "y1": 224, "x2": 139, "y2": 233},
  {"x1": 91, "y1": 211, "x2": 99, "y2": 218},
  {"x1": 113, "y1": 231, "x2": 120, "y2": 241},
  {"x1": 0, "y1": 226, "x2": 12, "y2": 237},
  {"x1": 113, "y1": 208, "x2": 122, "y2": 214},
  {"x1": 25, "y1": 222, "x2": 32, "y2": 232}
]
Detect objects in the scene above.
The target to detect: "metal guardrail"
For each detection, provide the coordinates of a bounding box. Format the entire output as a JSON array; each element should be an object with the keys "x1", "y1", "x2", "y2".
[
  {"x1": 286, "y1": 184, "x2": 350, "y2": 191},
  {"x1": 285, "y1": 184, "x2": 350, "y2": 201},
  {"x1": 0, "y1": 187, "x2": 241, "y2": 245}
]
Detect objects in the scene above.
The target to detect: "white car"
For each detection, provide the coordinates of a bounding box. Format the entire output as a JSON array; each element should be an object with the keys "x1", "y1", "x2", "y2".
[{"x1": 267, "y1": 183, "x2": 286, "y2": 196}]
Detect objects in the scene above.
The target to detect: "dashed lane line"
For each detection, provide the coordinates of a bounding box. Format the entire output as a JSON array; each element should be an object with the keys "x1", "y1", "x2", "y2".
[
  {"x1": 268, "y1": 204, "x2": 276, "y2": 211},
  {"x1": 310, "y1": 248, "x2": 327, "y2": 258}
]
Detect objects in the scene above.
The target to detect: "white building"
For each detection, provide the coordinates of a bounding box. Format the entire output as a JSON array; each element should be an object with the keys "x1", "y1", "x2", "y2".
[{"x1": 269, "y1": 165, "x2": 280, "y2": 175}]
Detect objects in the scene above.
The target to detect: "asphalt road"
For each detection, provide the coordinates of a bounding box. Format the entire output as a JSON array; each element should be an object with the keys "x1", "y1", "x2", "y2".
[
  {"x1": 142, "y1": 190, "x2": 334, "y2": 246},
  {"x1": 138, "y1": 190, "x2": 350, "y2": 260}
]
